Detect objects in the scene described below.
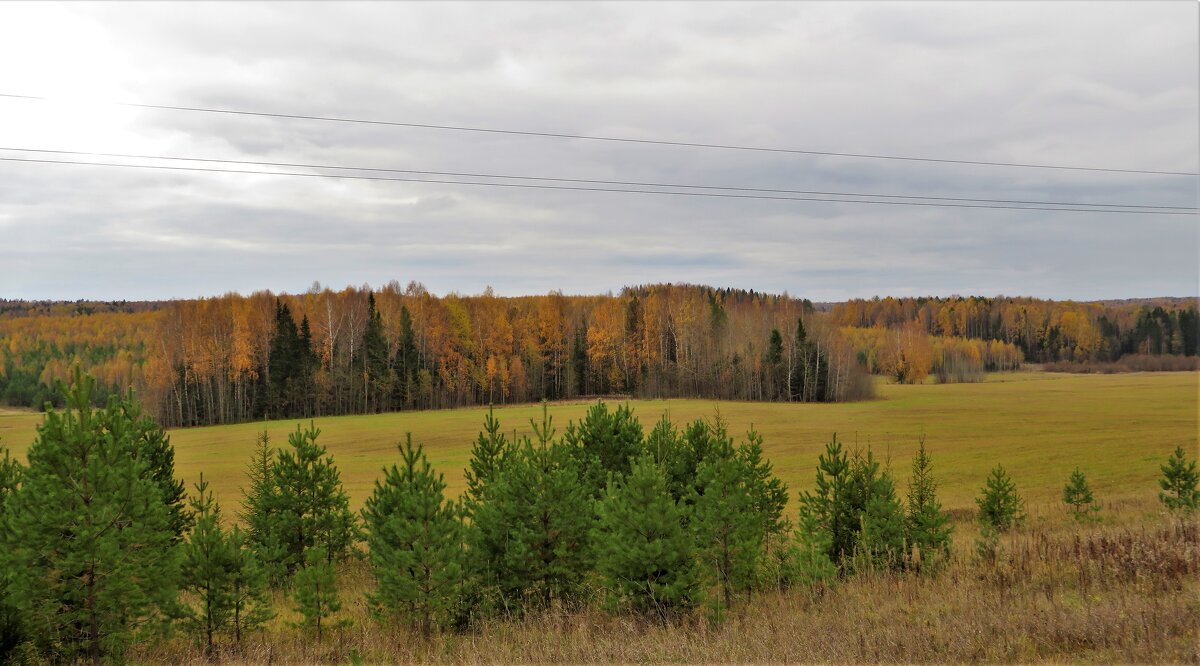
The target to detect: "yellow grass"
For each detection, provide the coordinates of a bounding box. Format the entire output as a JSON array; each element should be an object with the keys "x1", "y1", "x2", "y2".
[{"x1": 2, "y1": 371, "x2": 1196, "y2": 517}]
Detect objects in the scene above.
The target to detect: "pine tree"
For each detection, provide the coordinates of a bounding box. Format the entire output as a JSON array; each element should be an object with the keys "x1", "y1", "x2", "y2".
[
  {"x1": 360, "y1": 293, "x2": 391, "y2": 413},
  {"x1": 976, "y1": 465, "x2": 1025, "y2": 532},
  {"x1": 1062, "y1": 467, "x2": 1101, "y2": 523},
  {"x1": 291, "y1": 548, "x2": 342, "y2": 640},
  {"x1": 363, "y1": 434, "x2": 464, "y2": 635},
  {"x1": 593, "y1": 454, "x2": 698, "y2": 618},
  {"x1": 690, "y1": 435, "x2": 760, "y2": 615},
  {"x1": 904, "y1": 439, "x2": 952, "y2": 571},
  {"x1": 562, "y1": 400, "x2": 644, "y2": 495},
  {"x1": 225, "y1": 525, "x2": 273, "y2": 645},
  {"x1": 239, "y1": 431, "x2": 288, "y2": 586},
  {"x1": 463, "y1": 406, "x2": 510, "y2": 506},
  {"x1": 181, "y1": 474, "x2": 233, "y2": 655},
  {"x1": 468, "y1": 433, "x2": 593, "y2": 614},
  {"x1": 0, "y1": 447, "x2": 24, "y2": 661},
  {"x1": 3, "y1": 371, "x2": 180, "y2": 663},
  {"x1": 271, "y1": 424, "x2": 359, "y2": 574},
  {"x1": 782, "y1": 507, "x2": 838, "y2": 589},
  {"x1": 856, "y1": 461, "x2": 906, "y2": 572},
  {"x1": 798, "y1": 434, "x2": 856, "y2": 564},
  {"x1": 1158, "y1": 446, "x2": 1199, "y2": 514},
  {"x1": 124, "y1": 399, "x2": 191, "y2": 541}
]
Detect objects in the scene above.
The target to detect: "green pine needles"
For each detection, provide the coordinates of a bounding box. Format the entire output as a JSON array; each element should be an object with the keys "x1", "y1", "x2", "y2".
[
  {"x1": 1158, "y1": 445, "x2": 1199, "y2": 514},
  {"x1": 1062, "y1": 467, "x2": 1101, "y2": 523},
  {"x1": 1, "y1": 370, "x2": 181, "y2": 663},
  {"x1": 976, "y1": 464, "x2": 1026, "y2": 533},
  {"x1": 363, "y1": 434, "x2": 465, "y2": 635}
]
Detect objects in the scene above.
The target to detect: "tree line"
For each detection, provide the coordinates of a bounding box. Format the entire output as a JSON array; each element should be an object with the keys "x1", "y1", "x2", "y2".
[
  {"x1": 3, "y1": 372, "x2": 1196, "y2": 662},
  {"x1": 2, "y1": 283, "x2": 874, "y2": 427},
  {"x1": 831, "y1": 296, "x2": 1199, "y2": 363}
]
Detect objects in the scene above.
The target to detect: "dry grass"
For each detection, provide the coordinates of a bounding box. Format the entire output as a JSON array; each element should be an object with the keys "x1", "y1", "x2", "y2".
[{"x1": 132, "y1": 502, "x2": 1199, "y2": 664}]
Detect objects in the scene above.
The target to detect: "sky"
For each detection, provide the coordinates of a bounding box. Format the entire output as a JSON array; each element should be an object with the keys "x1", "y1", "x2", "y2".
[{"x1": 0, "y1": 1, "x2": 1196, "y2": 302}]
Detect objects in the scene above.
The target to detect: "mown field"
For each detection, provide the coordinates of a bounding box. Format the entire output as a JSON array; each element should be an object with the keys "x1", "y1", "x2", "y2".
[{"x1": 1, "y1": 370, "x2": 1195, "y2": 517}]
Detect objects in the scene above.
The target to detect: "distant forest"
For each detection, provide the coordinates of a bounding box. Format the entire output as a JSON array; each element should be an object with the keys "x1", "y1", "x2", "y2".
[
  {"x1": 0, "y1": 288, "x2": 1195, "y2": 428},
  {"x1": 0, "y1": 284, "x2": 871, "y2": 427}
]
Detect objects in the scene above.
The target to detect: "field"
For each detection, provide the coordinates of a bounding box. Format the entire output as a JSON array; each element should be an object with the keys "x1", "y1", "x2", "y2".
[
  {"x1": 1, "y1": 370, "x2": 1196, "y2": 518},
  {"x1": 3, "y1": 370, "x2": 1198, "y2": 663}
]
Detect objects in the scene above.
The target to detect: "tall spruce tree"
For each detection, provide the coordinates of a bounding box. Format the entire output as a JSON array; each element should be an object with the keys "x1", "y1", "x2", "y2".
[
  {"x1": 359, "y1": 293, "x2": 391, "y2": 413},
  {"x1": 3, "y1": 371, "x2": 180, "y2": 663},
  {"x1": 1158, "y1": 446, "x2": 1199, "y2": 514},
  {"x1": 904, "y1": 440, "x2": 952, "y2": 571},
  {"x1": 593, "y1": 454, "x2": 698, "y2": 618},
  {"x1": 392, "y1": 305, "x2": 419, "y2": 409},
  {"x1": 363, "y1": 434, "x2": 464, "y2": 635}
]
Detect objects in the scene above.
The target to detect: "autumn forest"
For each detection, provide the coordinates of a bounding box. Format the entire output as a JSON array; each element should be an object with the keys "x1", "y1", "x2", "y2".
[{"x1": 0, "y1": 284, "x2": 1195, "y2": 428}]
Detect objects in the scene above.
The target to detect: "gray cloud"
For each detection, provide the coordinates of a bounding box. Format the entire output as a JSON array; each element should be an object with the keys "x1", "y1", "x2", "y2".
[{"x1": 0, "y1": 1, "x2": 1195, "y2": 302}]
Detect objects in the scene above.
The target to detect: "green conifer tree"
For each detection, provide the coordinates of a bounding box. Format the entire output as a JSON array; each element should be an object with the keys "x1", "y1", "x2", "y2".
[
  {"x1": 463, "y1": 406, "x2": 510, "y2": 506},
  {"x1": 856, "y1": 461, "x2": 906, "y2": 572},
  {"x1": 976, "y1": 465, "x2": 1025, "y2": 532},
  {"x1": 363, "y1": 434, "x2": 464, "y2": 635},
  {"x1": 271, "y1": 424, "x2": 359, "y2": 574},
  {"x1": 690, "y1": 435, "x2": 760, "y2": 615},
  {"x1": 291, "y1": 548, "x2": 342, "y2": 640},
  {"x1": 1158, "y1": 446, "x2": 1199, "y2": 514},
  {"x1": 0, "y1": 447, "x2": 24, "y2": 660},
  {"x1": 181, "y1": 474, "x2": 234, "y2": 655},
  {"x1": 593, "y1": 454, "x2": 698, "y2": 618},
  {"x1": 225, "y1": 525, "x2": 274, "y2": 645},
  {"x1": 3, "y1": 371, "x2": 180, "y2": 663},
  {"x1": 1062, "y1": 467, "x2": 1101, "y2": 523},
  {"x1": 904, "y1": 439, "x2": 953, "y2": 571},
  {"x1": 239, "y1": 431, "x2": 288, "y2": 586},
  {"x1": 562, "y1": 401, "x2": 644, "y2": 496},
  {"x1": 798, "y1": 434, "x2": 856, "y2": 564},
  {"x1": 468, "y1": 432, "x2": 593, "y2": 614},
  {"x1": 782, "y1": 507, "x2": 838, "y2": 588}
]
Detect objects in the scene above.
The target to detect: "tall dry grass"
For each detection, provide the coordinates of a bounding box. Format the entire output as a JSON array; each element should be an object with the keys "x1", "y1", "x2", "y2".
[{"x1": 131, "y1": 500, "x2": 1199, "y2": 665}]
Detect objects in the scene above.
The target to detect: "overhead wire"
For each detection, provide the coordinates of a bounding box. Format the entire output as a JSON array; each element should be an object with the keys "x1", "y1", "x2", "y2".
[
  {"x1": 2, "y1": 155, "x2": 1194, "y2": 215},
  {"x1": 1, "y1": 92, "x2": 1195, "y2": 177},
  {"x1": 0, "y1": 146, "x2": 1192, "y2": 211}
]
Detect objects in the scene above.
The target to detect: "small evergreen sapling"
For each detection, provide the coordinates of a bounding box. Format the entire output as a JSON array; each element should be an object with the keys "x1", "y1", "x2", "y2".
[
  {"x1": 292, "y1": 548, "x2": 342, "y2": 640},
  {"x1": 904, "y1": 440, "x2": 953, "y2": 571},
  {"x1": 225, "y1": 525, "x2": 274, "y2": 645},
  {"x1": 1062, "y1": 467, "x2": 1101, "y2": 523},
  {"x1": 181, "y1": 474, "x2": 234, "y2": 654},
  {"x1": 1158, "y1": 446, "x2": 1199, "y2": 514},
  {"x1": 976, "y1": 465, "x2": 1025, "y2": 532}
]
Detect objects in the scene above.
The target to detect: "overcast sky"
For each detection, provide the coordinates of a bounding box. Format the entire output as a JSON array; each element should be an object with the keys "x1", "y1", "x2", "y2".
[{"x1": 0, "y1": 2, "x2": 1196, "y2": 302}]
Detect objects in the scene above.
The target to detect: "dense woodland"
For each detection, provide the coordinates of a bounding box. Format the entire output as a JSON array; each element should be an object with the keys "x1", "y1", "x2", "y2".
[
  {"x1": 1, "y1": 289, "x2": 1196, "y2": 426},
  {"x1": 0, "y1": 285, "x2": 871, "y2": 427},
  {"x1": 832, "y1": 296, "x2": 1199, "y2": 363}
]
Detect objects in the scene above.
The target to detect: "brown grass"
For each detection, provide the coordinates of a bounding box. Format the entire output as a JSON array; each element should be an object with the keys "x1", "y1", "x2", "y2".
[{"x1": 131, "y1": 499, "x2": 1200, "y2": 664}]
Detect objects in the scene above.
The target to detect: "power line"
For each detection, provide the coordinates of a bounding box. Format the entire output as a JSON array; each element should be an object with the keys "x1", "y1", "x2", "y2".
[
  {"x1": 1, "y1": 146, "x2": 1191, "y2": 211},
  {"x1": 2, "y1": 155, "x2": 1194, "y2": 215},
  {"x1": 1, "y1": 92, "x2": 1195, "y2": 178}
]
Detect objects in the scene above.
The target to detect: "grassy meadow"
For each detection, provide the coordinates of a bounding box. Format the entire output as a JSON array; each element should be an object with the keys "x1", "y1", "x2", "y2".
[
  {"x1": 1, "y1": 370, "x2": 1196, "y2": 518},
  {"x1": 3, "y1": 369, "x2": 1197, "y2": 663}
]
